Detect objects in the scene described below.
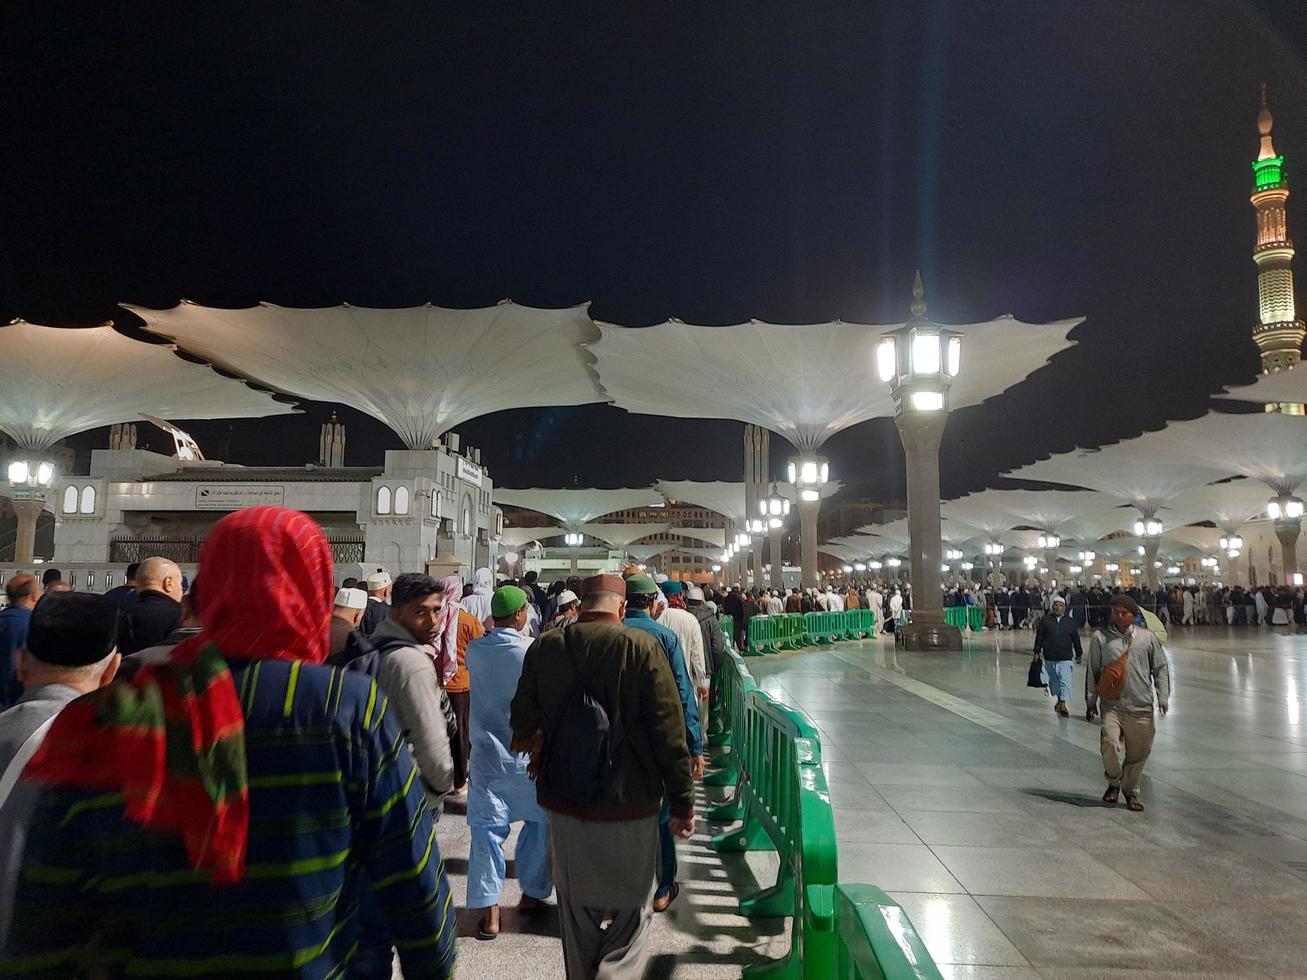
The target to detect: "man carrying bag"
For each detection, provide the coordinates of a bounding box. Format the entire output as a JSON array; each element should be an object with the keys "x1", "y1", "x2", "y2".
[{"x1": 1085, "y1": 594, "x2": 1170, "y2": 812}]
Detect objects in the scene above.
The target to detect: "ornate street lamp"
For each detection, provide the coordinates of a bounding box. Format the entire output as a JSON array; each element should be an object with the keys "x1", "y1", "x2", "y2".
[
  {"x1": 1132, "y1": 517, "x2": 1164, "y2": 589},
  {"x1": 6, "y1": 455, "x2": 55, "y2": 564},
  {"x1": 787, "y1": 457, "x2": 828, "y2": 588},
  {"x1": 877, "y1": 273, "x2": 963, "y2": 649},
  {"x1": 1267, "y1": 494, "x2": 1304, "y2": 582},
  {"x1": 760, "y1": 485, "x2": 791, "y2": 589}
]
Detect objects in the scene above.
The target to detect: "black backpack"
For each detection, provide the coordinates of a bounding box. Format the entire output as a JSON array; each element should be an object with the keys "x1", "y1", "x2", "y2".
[
  {"x1": 541, "y1": 626, "x2": 622, "y2": 805},
  {"x1": 332, "y1": 631, "x2": 458, "y2": 741}
]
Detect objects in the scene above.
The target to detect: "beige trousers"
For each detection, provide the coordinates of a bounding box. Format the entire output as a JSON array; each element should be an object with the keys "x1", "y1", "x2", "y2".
[{"x1": 1100, "y1": 707, "x2": 1155, "y2": 795}]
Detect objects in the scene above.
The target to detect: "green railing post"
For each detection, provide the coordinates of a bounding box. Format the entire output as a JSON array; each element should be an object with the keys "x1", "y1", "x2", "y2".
[{"x1": 834, "y1": 884, "x2": 945, "y2": 979}]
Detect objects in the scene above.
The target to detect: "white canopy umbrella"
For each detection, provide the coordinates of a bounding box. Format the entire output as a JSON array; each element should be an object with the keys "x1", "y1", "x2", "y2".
[
  {"x1": 0, "y1": 319, "x2": 297, "y2": 450},
  {"x1": 669, "y1": 526, "x2": 725, "y2": 547},
  {"x1": 132, "y1": 299, "x2": 607, "y2": 450},
  {"x1": 493, "y1": 487, "x2": 663, "y2": 530},
  {"x1": 654, "y1": 481, "x2": 748, "y2": 524},
  {"x1": 497, "y1": 525, "x2": 566, "y2": 548},
  {"x1": 591, "y1": 314, "x2": 1081, "y2": 451},
  {"x1": 580, "y1": 522, "x2": 672, "y2": 548}
]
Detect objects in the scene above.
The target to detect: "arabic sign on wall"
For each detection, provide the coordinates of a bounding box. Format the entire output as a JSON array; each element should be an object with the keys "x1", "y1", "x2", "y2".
[{"x1": 194, "y1": 484, "x2": 286, "y2": 511}]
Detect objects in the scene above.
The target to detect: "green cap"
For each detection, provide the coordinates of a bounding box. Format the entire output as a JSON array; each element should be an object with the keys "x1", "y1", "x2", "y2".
[
  {"x1": 659, "y1": 580, "x2": 683, "y2": 596},
  {"x1": 491, "y1": 585, "x2": 529, "y2": 619},
  {"x1": 625, "y1": 574, "x2": 659, "y2": 596}
]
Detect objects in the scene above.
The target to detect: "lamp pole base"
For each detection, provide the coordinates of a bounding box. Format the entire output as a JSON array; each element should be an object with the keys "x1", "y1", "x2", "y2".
[{"x1": 898, "y1": 620, "x2": 963, "y2": 651}]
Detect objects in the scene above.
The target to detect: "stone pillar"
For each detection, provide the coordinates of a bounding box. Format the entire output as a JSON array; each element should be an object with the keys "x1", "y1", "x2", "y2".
[
  {"x1": 1043, "y1": 548, "x2": 1059, "y2": 589},
  {"x1": 744, "y1": 425, "x2": 768, "y2": 589},
  {"x1": 769, "y1": 525, "x2": 784, "y2": 589},
  {"x1": 1143, "y1": 538, "x2": 1161, "y2": 590},
  {"x1": 894, "y1": 410, "x2": 961, "y2": 651},
  {"x1": 12, "y1": 498, "x2": 44, "y2": 564},
  {"x1": 798, "y1": 497, "x2": 820, "y2": 588},
  {"x1": 1276, "y1": 521, "x2": 1301, "y2": 583}
]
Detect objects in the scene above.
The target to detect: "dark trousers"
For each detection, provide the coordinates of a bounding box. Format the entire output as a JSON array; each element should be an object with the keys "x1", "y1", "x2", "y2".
[
  {"x1": 449, "y1": 689, "x2": 471, "y2": 788},
  {"x1": 656, "y1": 797, "x2": 676, "y2": 899}
]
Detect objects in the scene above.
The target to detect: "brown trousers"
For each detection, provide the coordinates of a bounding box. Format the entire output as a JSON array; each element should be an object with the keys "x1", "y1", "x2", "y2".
[{"x1": 1100, "y1": 707, "x2": 1155, "y2": 795}]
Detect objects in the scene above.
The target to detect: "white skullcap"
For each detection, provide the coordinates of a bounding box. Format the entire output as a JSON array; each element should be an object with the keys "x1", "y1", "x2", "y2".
[
  {"x1": 334, "y1": 587, "x2": 368, "y2": 610},
  {"x1": 366, "y1": 571, "x2": 392, "y2": 590},
  {"x1": 687, "y1": 586, "x2": 705, "y2": 601}
]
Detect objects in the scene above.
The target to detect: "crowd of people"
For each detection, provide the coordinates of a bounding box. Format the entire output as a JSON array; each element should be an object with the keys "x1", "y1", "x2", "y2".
[{"x1": 0, "y1": 508, "x2": 747, "y2": 979}]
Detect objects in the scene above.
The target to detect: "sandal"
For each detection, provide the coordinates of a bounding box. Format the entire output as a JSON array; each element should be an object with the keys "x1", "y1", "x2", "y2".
[
  {"x1": 651, "y1": 881, "x2": 680, "y2": 913},
  {"x1": 476, "y1": 909, "x2": 500, "y2": 941},
  {"x1": 1126, "y1": 796, "x2": 1144, "y2": 812},
  {"x1": 1102, "y1": 786, "x2": 1120, "y2": 806}
]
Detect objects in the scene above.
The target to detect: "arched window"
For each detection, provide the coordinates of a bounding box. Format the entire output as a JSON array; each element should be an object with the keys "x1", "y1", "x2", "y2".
[
  {"x1": 62, "y1": 486, "x2": 79, "y2": 514},
  {"x1": 394, "y1": 485, "x2": 410, "y2": 515},
  {"x1": 461, "y1": 492, "x2": 474, "y2": 536},
  {"x1": 80, "y1": 485, "x2": 96, "y2": 514},
  {"x1": 376, "y1": 486, "x2": 392, "y2": 515}
]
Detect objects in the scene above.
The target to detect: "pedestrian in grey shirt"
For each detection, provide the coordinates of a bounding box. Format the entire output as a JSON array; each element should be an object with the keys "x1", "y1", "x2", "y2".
[
  {"x1": 0, "y1": 592, "x2": 121, "y2": 947},
  {"x1": 1085, "y1": 594, "x2": 1171, "y2": 812}
]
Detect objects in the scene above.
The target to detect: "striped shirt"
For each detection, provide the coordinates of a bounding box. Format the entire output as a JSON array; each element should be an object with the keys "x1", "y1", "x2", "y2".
[{"x1": 0, "y1": 660, "x2": 455, "y2": 979}]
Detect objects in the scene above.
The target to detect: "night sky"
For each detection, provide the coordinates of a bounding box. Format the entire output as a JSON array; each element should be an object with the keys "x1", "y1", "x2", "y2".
[{"x1": 6, "y1": 2, "x2": 1307, "y2": 503}]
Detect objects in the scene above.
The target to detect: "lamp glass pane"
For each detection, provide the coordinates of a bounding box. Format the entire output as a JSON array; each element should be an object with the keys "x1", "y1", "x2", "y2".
[
  {"x1": 912, "y1": 331, "x2": 940, "y2": 375},
  {"x1": 875, "y1": 338, "x2": 896, "y2": 382},
  {"x1": 910, "y1": 390, "x2": 944, "y2": 411},
  {"x1": 946, "y1": 335, "x2": 961, "y2": 376}
]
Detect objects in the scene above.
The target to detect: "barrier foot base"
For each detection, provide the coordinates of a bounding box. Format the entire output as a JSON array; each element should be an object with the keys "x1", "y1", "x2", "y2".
[
  {"x1": 702, "y1": 764, "x2": 739, "y2": 787},
  {"x1": 740, "y1": 873, "x2": 795, "y2": 917},
  {"x1": 706, "y1": 793, "x2": 746, "y2": 822},
  {"x1": 711, "y1": 815, "x2": 773, "y2": 853}
]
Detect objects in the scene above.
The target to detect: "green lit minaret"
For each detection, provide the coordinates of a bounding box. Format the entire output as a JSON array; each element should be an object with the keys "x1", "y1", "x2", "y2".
[{"x1": 1251, "y1": 82, "x2": 1305, "y2": 374}]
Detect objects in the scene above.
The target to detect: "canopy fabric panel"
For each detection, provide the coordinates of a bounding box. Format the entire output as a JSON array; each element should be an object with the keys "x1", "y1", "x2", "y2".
[
  {"x1": 670, "y1": 526, "x2": 725, "y2": 547},
  {"x1": 1003, "y1": 442, "x2": 1231, "y2": 511},
  {"x1": 591, "y1": 315, "x2": 1080, "y2": 452},
  {"x1": 625, "y1": 544, "x2": 675, "y2": 563},
  {"x1": 580, "y1": 522, "x2": 672, "y2": 548},
  {"x1": 497, "y1": 525, "x2": 566, "y2": 547},
  {"x1": 1162, "y1": 479, "x2": 1278, "y2": 531},
  {"x1": 654, "y1": 480, "x2": 748, "y2": 524},
  {"x1": 1215, "y1": 371, "x2": 1307, "y2": 406},
  {"x1": 493, "y1": 487, "x2": 662, "y2": 528},
  {"x1": 132, "y1": 300, "x2": 607, "y2": 450},
  {"x1": 0, "y1": 319, "x2": 297, "y2": 450}
]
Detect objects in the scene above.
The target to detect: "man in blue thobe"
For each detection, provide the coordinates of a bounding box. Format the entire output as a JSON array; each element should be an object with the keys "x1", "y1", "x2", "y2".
[
  {"x1": 623, "y1": 574, "x2": 703, "y2": 913},
  {"x1": 464, "y1": 585, "x2": 553, "y2": 940}
]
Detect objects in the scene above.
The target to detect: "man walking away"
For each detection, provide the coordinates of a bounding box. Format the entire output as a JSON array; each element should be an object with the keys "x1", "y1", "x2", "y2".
[
  {"x1": 117, "y1": 556, "x2": 184, "y2": 655},
  {"x1": 0, "y1": 575, "x2": 39, "y2": 711},
  {"x1": 0, "y1": 592, "x2": 121, "y2": 947},
  {"x1": 359, "y1": 570, "x2": 393, "y2": 635},
  {"x1": 102, "y1": 562, "x2": 140, "y2": 611},
  {"x1": 328, "y1": 586, "x2": 368, "y2": 659},
  {"x1": 623, "y1": 574, "x2": 704, "y2": 913},
  {"x1": 1033, "y1": 595, "x2": 1083, "y2": 716},
  {"x1": 465, "y1": 585, "x2": 552, "y2": 940},
  {"x1": 511, "y1": 574, "x2": 694, "y2": 980},
  {"x1": 1085, "y1": 594, "x2": 1170, "y2": 812}
]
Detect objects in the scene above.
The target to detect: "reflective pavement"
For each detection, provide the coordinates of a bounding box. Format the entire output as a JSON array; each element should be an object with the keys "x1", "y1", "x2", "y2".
[{"x1": 745, "y1": 624, "x2": 1307, "y2": 979}]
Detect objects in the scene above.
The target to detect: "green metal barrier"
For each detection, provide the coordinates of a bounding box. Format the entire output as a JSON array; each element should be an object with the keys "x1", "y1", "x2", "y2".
[
  {"x1": 747, "y1": 614, "x2": 779, "y2": 655},
  {"x1": 778, "y1": 612, "x2": 806, "y2": 649},
  {"x1": 943, "y1": 606, "x2": 967, "y2": 630},
  {"x1": 703, "y1": 648, "x2": 756, "y2": 787},
  {"x1": 834, "y1": 884, "x2": 944, "y2": 979},
  {"x1": 720, "y1": 613, "x2": 735, "y2": 650},
  {"x1": 705, "y1": 649, "x2": 944, "y2": 979},
  {"x1": 711, "y1": 661, "x2": 837, "y2": 978},
  {"x1": 967, "y1": 606, "x2": 984, "y2": 631}
]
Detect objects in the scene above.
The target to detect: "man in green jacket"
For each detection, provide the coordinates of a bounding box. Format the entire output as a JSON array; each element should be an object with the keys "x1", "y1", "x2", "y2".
[{"x1": 511, "y1": 573, "x2": 693, "y2": 979}]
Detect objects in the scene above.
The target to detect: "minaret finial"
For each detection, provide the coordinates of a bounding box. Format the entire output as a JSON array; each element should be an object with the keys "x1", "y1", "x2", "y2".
[
  {"x1": 1258, "y1": 81, "x2": 1278, "y2": 160},
  {"x1": 910, "y1": 270, "x2": 927, "y2": 319}
]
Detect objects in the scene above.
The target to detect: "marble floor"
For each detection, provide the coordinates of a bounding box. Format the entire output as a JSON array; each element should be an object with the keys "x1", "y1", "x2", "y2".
[{"x1": 743, "y1": 624, "x2": 1307, "y2": 979}]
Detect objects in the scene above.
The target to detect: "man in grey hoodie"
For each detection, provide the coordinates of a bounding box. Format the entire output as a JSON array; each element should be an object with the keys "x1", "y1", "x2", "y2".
[
  {"x1": 371, "y1": 573, "x2": 456, "y2": 810},
  {"x1": 1085, "y1": 594, "x2": 1170, "y2": 811}
]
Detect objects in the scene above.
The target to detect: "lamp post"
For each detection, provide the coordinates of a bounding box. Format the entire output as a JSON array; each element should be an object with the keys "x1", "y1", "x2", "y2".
[
  {"x1": 1037, "y1": 532, "x2": 1061, "y2": 588},
  {"x1": 564, "y1": 530, "x2": 584, "y2": 576},
  {"x1": 1132, "y1": 516, "x2": 1163, "y2": 589},
  {"x1": 787, "y1": 455, "x2": 828, "y2": 588},
  {"x1": 877, "y1": 273, "x2": 963, "y2": 650},
  {"x1": 761, "y1": 485, "x2": 791, "y2": 589},
  {"x1": 6, "y1": 457, "x2": 55, "y2": 565},
  {"x1": 1267, "y1": 494, "x2": 1304, "y2": 583}
]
